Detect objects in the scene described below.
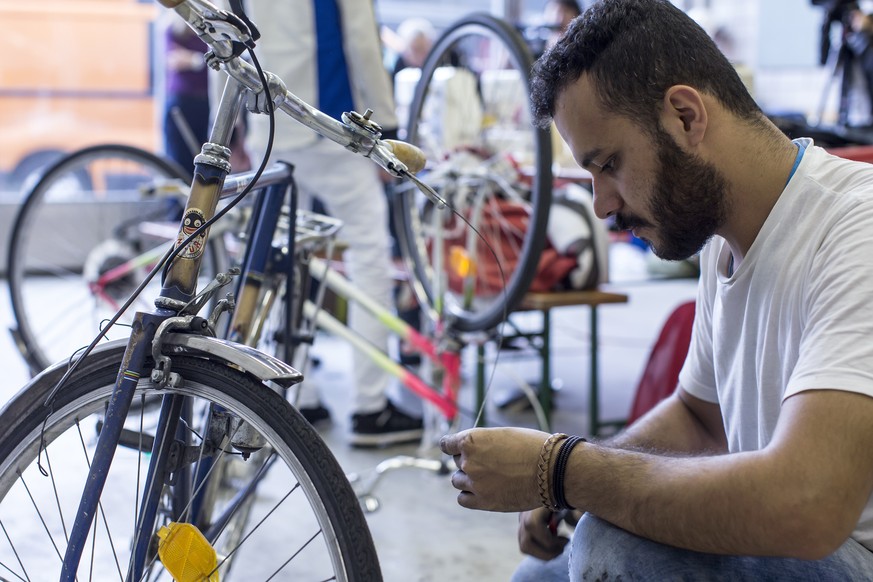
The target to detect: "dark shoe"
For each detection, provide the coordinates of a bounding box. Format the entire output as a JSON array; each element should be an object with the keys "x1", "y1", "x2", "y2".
[
  {"x1": 350, "y1": 400, "x2": 424, "y2": 447},
  {"x1": 298, "y1": 403, "x2": 332, "y2": 425},
  {"x1": 399, "y1": 347, "x2": 422, "y2": 367}
]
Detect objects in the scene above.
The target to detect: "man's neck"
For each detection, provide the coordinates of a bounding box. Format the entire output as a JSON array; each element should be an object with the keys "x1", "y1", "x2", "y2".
[{"x1": 716, "y1": 125, "x2": 799, "y2": 266}]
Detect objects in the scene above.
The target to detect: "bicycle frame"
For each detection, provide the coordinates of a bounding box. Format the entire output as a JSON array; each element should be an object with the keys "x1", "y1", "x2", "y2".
[{"x1": 303, "y1": 257, "x2": 462, "y2": 420}]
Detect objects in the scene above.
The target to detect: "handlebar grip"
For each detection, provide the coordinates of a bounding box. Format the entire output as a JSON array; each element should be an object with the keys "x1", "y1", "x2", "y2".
[
  {"x1": 157, "y1": 0, "x2": 187, "y2": 6},
  {"x1": 383, "y1": 140, "x2": 426, "y2": 175}
]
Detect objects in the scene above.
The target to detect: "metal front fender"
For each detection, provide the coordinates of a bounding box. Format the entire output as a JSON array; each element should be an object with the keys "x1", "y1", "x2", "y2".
[{"x1": 162, "y1": 333, "x2": 303, "y2": 388}]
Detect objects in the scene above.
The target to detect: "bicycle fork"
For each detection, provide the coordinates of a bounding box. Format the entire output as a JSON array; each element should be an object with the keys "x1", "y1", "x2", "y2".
[{"x1": 60, "y1": 309, "x2": 173, "y2": 581}]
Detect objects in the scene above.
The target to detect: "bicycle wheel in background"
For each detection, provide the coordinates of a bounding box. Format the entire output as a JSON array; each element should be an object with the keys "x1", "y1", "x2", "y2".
[
  {"x1": 6, "y1": 144, "x2": 226, "y2": 374},
  {"x1": 0, "y1": 342, "x2": 381, "y2": 580},
  {"x1": 396, "y1": 13, "x2": 553, "y2": 333}
]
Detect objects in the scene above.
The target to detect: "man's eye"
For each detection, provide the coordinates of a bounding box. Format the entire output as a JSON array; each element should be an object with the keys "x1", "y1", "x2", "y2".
[{"x1": 601, "y1": 157, "x2": 616, "y2": 173}]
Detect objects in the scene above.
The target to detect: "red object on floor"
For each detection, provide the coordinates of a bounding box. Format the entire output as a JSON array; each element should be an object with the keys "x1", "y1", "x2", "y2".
[{"x1": 626, "y1": 300, "x2": 696, "y2": 425}]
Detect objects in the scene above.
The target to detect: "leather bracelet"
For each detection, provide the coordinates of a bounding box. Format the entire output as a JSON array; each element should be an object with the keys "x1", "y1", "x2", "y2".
[
  {"x1": 551, "y1": 435, "x2": 586, "y2": 511},
  {"x1": 536, "y1": 433, "x2": 569, "y2": 509}
]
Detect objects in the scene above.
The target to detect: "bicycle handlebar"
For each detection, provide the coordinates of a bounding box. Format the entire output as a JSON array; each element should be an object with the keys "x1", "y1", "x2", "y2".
[
  {"x1": 383, "y1": 140, "x2": 426, "y2": 174},
  {"x1": 158, "y1": 0, "x2": 428, "y2": 179}
]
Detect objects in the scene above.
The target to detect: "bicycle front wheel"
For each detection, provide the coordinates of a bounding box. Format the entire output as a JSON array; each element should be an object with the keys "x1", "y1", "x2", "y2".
[
  {"x1": 0, "y1": 341, "x2": 381, "y2": 580},
  {"x1": 7, "y1": 144, "x2": 226, "y2": 374},
  {"x1": 396, "y1": 13, "x2": 553, "y2": 333}
]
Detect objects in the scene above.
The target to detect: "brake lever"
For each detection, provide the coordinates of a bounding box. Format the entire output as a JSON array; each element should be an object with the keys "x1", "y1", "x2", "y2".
[
  {"x1": 162, "y1": 0, "x2": 255, "y2": 60},
  {"x1": 228, "y1": 0, "x2": 260, "y2": 42}
]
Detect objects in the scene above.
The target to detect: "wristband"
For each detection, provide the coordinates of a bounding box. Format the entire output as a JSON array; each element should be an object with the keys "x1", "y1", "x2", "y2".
[
  {"x1": 551, "y1": 435, "x2": 586, "y2": 510},
  {"x1": 536, "y1": 433, "x2": 568, "y2": 509}
]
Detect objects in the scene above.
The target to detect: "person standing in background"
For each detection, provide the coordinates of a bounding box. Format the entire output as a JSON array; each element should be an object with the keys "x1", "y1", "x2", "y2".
[
  {"x1": 387, "y1": 18, "x2": 437, "y2": 80},
  {"x1": 543, "y1": 0, "x2": 582, "y2": 45},
  {"x1": 162, "y1": 17, "x2": 210, "y2": 173},
  {"x1": 527, "y1": 0, "x2": 582, "y2": 58},
  {"x1": 243, "y1": 0, "x2": 424, "y2": 447}
]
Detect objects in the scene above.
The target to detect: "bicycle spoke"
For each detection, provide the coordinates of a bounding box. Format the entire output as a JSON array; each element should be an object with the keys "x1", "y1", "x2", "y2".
[
  {"x1": 206, "y1": 453, "x2": 275, "y2": 542},
  {"x1": 0, "y1": 520, "x2": 30, "y2": 582},
  {"x1": 264, "y1": 525, "x2": 319, "y2": 582},
  {"x1": 16, "y1": 470, "x2": 65, "y2": 565},
  {"x1": 215, "y1": 484, "x2": 298, "y2": 576}
]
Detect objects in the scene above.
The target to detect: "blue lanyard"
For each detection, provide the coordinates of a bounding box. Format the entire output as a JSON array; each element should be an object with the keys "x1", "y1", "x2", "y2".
[{"x1": 785, "y1": 140, "x2": 807, "y2": 187}]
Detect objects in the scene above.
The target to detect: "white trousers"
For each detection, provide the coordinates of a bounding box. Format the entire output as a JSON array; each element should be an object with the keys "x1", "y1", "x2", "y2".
[{"x1": 266, "y1": 137, "x2": 395, "y2": 414}]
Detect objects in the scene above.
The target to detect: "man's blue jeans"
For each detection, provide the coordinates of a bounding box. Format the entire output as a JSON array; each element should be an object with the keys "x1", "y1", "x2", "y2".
[{"x1": 512, "y1": 513, "x2": 873, "y2": 581}]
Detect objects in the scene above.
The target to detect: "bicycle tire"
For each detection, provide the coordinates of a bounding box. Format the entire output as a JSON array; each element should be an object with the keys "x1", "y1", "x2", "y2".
[
  {"x1": 6, "y1": 144, "x2": 227, "y2": 374},
  {"x1": 396, "y1": 13, "x2": 553, "y2": 333},
  {"x1": 0, "y1": 340, "x2": 381, "y2": 581}
]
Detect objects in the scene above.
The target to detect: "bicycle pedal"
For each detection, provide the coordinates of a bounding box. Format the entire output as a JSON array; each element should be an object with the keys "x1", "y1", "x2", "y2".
[{"x1": 157, "y1": 522, "x2": 220, "y2": 582}]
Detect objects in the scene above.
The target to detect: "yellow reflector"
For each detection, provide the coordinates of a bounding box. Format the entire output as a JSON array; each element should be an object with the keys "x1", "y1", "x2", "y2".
[
  {"x1": 449, "y1": 246, "x2": 476, "y2": 278},
  {"x1": 157, "y1": 522, "x2": 220, "y2": 582}
]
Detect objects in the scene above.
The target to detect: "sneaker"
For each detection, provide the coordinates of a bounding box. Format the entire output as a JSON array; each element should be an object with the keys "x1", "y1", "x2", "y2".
[
  {"x1": 398, "y1": 345, "x2": 422, "y2": 367},
  {"x1": 298, "y1": 403, "x2": 332, "y2": 425},
  {"x1": 349, "y1": 400, "x2": 424, "y2": 447}
]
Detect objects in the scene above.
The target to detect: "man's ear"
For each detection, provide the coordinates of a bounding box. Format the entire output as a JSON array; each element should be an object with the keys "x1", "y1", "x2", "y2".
[{"x1": 660, "y1": 85, "x2": 707, "y2": 147}]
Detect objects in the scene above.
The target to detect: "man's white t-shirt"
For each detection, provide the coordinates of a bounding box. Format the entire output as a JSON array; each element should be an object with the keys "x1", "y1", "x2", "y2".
[{"x1": 679, "y1": 138, "x2": 873, "y2": 551}]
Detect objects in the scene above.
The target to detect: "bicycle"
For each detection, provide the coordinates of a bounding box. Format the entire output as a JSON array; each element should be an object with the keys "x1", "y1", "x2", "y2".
[{"x1": 0, "y1": 0, "x2": 436, "y2": 578}]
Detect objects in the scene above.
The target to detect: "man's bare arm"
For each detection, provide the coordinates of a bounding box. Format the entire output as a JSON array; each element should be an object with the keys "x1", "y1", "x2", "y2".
[
  {"x1": 606, "y1": 387, "x2": 727, "y2": 455},
  {"x1": 515, "y1": 386, "x2": 725, "y2": 560},
  {"x1": 564, "y1": 389, "x2": 873, "y2": 559}
]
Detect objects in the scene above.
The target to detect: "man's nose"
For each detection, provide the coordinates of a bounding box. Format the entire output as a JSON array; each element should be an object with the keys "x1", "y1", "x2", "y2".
[{"x1": 591, "y1": 179, "x2": 622, "y2": 219}]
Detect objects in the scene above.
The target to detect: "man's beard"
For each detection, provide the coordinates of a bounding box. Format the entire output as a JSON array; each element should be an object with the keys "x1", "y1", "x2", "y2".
[{"x1": 615, "y1": 127, "x2": 729, "y2": 261}]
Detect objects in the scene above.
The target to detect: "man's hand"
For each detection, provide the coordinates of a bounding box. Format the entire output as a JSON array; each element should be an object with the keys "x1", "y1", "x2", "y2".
[
  {"x1": 517, "y1": 507, "x2": 571, "y2": 560},
  {"x1": 439, "y1": 427, "x2": 550, "y2": 512}
]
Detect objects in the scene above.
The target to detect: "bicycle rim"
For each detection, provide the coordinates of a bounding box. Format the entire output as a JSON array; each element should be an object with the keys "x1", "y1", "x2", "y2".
[
  {"x1": 397, "y1": 13, "x2": 553, "y2": 333},
  {"x1": 6, "y1": 144, "x2": 226, "y2": 374},
  {"x1": 0, "y1": 341, "x2": 381, "y2": 581}
]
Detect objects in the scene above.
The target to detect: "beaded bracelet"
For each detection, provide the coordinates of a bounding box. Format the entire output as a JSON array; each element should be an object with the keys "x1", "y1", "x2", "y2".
[
  {"x1": 536, "y1": 433, "x2": 569, "y2": 509},
  {"x1": 551, "y1": 435, "x2": 587, "y2": 511}
]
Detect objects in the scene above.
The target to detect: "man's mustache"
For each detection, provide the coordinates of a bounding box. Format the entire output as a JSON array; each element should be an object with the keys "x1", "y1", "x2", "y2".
[{"x1": 614, "y1": 213, "x2": 651, "y2": 231}]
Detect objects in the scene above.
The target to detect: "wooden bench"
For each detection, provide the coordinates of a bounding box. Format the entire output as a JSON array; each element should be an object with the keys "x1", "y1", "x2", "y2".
[{"x1": 475, "y1": 289, "x2": 630, "y2": 435}]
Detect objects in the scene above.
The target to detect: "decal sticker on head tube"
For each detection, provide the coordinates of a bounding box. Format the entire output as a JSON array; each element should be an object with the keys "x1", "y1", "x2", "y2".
[{"x1": 176, "y1": 208, "x2": 209, "y2": 260}]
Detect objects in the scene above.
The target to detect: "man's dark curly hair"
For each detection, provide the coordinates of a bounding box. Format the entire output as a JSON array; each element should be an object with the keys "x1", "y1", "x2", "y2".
[{"x1": 530, "y1": 0, "x2": 762, "y2": 131}]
